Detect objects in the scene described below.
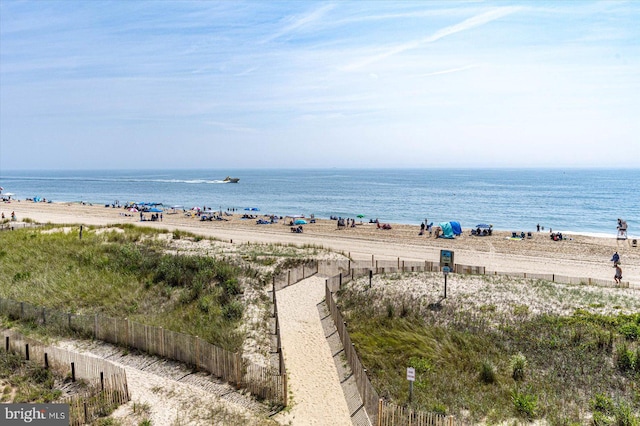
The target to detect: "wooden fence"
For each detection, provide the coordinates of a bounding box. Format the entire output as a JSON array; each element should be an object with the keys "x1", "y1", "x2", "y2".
[
  {"x1": 377, "y1": 400, "x2": 465, "y2": 426},
  {"x1": 0, "y1": 298, "x2": 287, "y2": 407},
  {"x1": 273, "y1": 261, "x2": 319, "y2": 291},
  {"x1": 2, "y1": 329, "x2": 130, "y2": 426},
  {"x1": 321, "y1": 255, "x2": 631, "y2": 426},
  {"x1": 319, "y1": 256, "x2": 630, "y2": 290}
]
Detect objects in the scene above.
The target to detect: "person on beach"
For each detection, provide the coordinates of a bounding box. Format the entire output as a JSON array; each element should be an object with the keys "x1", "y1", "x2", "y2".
[
  {"x1": 614, "y1": 264, "x2": 622, "y2": 284},
  {"x1": 611, "y1": 251, "x2": 620, "y2": 266},
  {"x1": 537, "y1": 223, "x2": 540, "y2": 232}
]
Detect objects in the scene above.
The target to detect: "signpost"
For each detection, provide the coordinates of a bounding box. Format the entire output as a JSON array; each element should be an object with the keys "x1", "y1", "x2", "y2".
[
  {"x1": 440, "y1": 250, "x2": 454, "y2": 299},
  {"x1": 407, "y1": 367, "x2": 415, "y2": 402}
]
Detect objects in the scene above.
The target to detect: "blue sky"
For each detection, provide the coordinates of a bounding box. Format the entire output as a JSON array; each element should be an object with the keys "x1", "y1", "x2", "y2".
[{"x1": 1, "y1": 1, "x2": 638, "y2": 170}]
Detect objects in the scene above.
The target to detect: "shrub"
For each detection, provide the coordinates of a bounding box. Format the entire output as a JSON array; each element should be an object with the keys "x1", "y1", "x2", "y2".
[
  {"x1": 591, "y1": 393, "x2": 615, "y2": 415},
  {"x1": 512, "y1": 387, "x2": 538, "y2": 419},
  {"x1": 222, "y1": 301, "x2": 243, "y2": 321},
  {"x1": 479, "y1": 360, "x2": 496, "y2": 384},
  {"x1": 615, "y1": 343, "x2": 635, "y2": 373},
  {"x1": 510, "y1": 353, "x2": 527, "y2": 381},
  {"x1": 619, "y1": 323, "x2": 639, "y2": 341}
]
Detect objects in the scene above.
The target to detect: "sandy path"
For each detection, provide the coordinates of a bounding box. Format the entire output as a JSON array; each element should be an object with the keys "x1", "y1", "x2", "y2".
[
  {"x1": 274, "y1": 276, "x2": 352, "y2": 426},
  {"x1": 52, "y1": 339, "x2": 273, "y2": 426}
]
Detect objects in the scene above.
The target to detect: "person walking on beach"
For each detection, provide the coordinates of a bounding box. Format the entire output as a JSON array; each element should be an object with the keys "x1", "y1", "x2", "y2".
[
  {"x1": 614, "y1": 264, "x2": 623, "y2": 284},
  {"x1": 611, "y1": 251, "x2": 620, "y2": 266}
]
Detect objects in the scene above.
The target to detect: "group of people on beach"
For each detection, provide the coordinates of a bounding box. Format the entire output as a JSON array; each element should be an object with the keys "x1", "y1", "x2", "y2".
[
  {"x1": 0, "y1": 211, "x2": 16, "y2": 221},
  {"x1": 611, "y1": 251, "x2": 623, "y2": 284}
]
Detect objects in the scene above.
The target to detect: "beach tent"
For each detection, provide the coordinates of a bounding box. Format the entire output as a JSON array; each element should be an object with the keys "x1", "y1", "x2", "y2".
[
  {"x1": 148, "y1": 207, "x2": 163, "y2": 212},
  {"x1": 450, "y1": 221, "x2": 462, "y2": 236},
  {"x1": 284, "y1": 215, "x2": 305, "y2": 225},
  {"x1": 438, "y1": 222, "x2": 455, "y2": 239},
  {"x1": 294, "y1": 219, "x2": 307, "y2": 225}
]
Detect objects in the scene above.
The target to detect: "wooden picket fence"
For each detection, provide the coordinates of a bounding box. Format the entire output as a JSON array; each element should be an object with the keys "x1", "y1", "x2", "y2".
[
  {"x1": 0, "y1": 298, "x2": 287, "y2": 407},
  {"x1": 2, "y1": 329, "x2": 129, "y2": 426},
  {"x1": 321, "y1": 254, "x2": 631, "y2": 426}
]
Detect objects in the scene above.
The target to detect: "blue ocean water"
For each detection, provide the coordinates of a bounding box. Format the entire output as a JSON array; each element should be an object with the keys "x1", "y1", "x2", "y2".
[{"x1": 1, "y1": 169, "x2": 638, "y2": 236}]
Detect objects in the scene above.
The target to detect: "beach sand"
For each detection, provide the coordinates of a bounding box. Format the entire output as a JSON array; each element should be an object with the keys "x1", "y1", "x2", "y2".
[
  {"x1": 2, "y1": 201, "x2": 639, "y2": 425},
  {"x1": 3, "y1": 201, "x2": 639, "y2": 285}
]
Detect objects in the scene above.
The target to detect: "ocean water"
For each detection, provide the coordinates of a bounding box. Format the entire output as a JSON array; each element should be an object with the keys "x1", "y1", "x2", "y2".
[{"x1": 1, "y1": 168, "x2": 638, "y2": 236}]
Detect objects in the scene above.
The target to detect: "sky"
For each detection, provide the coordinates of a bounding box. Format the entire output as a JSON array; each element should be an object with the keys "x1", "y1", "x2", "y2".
[{"x1": 1, "y1": 0, "x2": 639, "y2": 170}]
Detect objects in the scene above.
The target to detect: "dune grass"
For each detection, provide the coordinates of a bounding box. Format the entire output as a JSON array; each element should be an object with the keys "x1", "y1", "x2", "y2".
[
  {"x1": 338, "y1": 278, "x2": 640, "y2": 424},
  {"x1": 0, "y1": 225, "x2": 249, "y2": 351}
]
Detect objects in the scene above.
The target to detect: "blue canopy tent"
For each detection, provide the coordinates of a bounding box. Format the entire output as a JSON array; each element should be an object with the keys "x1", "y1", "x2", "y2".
[
  {"x1": 438, "y1": 222, "x2": 455, "y2": 239},
  {"x1": 450, "y1": 221, "x2": 462, "y2": 236}
]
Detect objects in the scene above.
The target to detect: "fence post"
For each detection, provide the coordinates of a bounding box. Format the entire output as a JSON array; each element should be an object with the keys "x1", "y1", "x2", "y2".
[
  {"x1": 288, "y1": 270, "x2": 291, "y2": 286},
  {"x1": 378, "y1": 399, "x2": 383, "y2": 426},
  {"x1": 195, "y1": 336, "x2": 200, "y2": 371},
  {"x1": 339, "y1": 273, "x2": 342, "y2": 291},
  {"x1": 100, "y1": 372, "x2": 104, "y2": 391},
  {"x1": 125, "y1": 318, "x2": 129, "y2": 348},
  {"x1": 94, "y1": 313, "x2": 99, "y2": 339},
  {"x1": 5, "y1": 336, "x2": 8, "y2": 352},
  {"x1": 25, "y1": 343, "x2": 29, "y2": 361},
  {"x1": 372, "y1": 254, "x2": 374, "y2": 267},
  {"x1": 283, "y1": 373, "x2": 288, "y2": 407},
  {"x1": 83, "y1": 402, "x2": 88, "y2": 423},
  {"x1": 44, "y1": 353, "x2": 49, "y2": 369},
  {"x1": 397, "y1": 257, "x2": 400, "y2": 269},
  {"x1": 236, "y1": 352, "x2": 242, "y2": 387},
  {"x1": 71, "y1": 362, "x2": 76, "y2": 382}
]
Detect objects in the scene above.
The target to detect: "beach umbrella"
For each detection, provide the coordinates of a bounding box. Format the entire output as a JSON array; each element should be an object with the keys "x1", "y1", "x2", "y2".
[
  {"x1": 129, "y1": 208, "x2": 138, "y2": 212},
  {"x1": 294, "y1": 219, "x2": 307, "y2": 225},
  {"x1": 149, "y1": 207, "x2": 163, "y2": 212}
]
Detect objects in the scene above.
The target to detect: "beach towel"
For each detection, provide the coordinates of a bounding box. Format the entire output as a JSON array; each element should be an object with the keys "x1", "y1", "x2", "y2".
[{"x1": 439, "y1": 222, "x2": 454, "y2": 239}]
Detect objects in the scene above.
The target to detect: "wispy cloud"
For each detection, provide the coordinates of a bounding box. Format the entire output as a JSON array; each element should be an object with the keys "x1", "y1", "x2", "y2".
[
  {"x1": 343, "y1": 6, "x2": 521, "y2": 71},
  {"x1": 262, "y1": 4, "x2": 336, "y2": 43},
  {"x1": 416, "y1": 64, "x2": 481, "y2": 78}
]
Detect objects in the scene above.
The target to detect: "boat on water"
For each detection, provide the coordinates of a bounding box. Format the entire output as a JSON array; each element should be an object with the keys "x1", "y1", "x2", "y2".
[{"x1": 223, "y1": 176, "x2": 240, "y2": 183}]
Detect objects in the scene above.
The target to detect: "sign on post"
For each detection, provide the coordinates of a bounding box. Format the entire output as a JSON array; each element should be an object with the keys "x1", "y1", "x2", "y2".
[
  {"x1": 440, "y1": 249, "x2": 454, "y2": 269},
  {"x1": 407, "y1": 367, "x2": 415, "y2": 381},
  {"x1": 407, "y1": 367, "x2": 415, "y2": 402}
]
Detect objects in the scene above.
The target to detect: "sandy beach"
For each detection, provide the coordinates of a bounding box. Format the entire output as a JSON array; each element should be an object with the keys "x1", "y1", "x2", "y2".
[
  {"x1": 2, "y1": 200, "x2": 639, "y2": 425},
  {"x1": 3, "y1": 201, "x2": 639, "y2": 285}
]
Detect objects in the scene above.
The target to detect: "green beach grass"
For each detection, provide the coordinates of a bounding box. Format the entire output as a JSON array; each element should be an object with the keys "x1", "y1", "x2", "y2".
[
  {"x1": 338, "y1": 273, "x2": 640, "y2": 424},
  {"x1": 0, "y1": 224, "x2": 263, "y2": 352}
]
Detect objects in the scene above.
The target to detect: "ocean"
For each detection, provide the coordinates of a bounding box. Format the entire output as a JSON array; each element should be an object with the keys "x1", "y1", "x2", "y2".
[{"x1": 1, "y1": 168, "x2": 638, "y2": 237}]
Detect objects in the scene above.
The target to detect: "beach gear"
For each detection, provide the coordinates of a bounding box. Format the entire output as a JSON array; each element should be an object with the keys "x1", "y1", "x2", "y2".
[
  {"x1": 450, "y1": 221, "x2": 462, "y2": 236},
  {"x1": 438, "y1": 222, "x2": 455, "y2": 239}
]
